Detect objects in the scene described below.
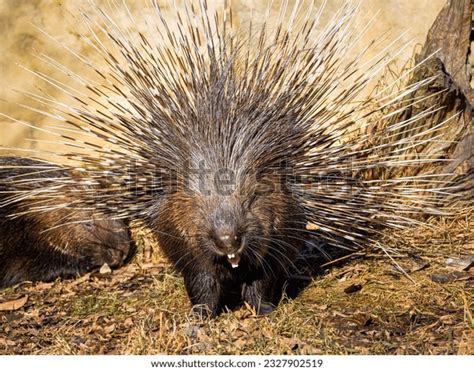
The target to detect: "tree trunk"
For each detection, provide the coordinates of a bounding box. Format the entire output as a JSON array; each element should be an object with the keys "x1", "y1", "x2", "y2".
[{"x1": 403, "y1": 0, "x2": 472, "y2": 193}]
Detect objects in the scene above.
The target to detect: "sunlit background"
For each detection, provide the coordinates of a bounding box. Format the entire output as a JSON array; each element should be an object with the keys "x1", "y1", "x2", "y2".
[{"x1": 0, "y1": 0, "x2": 445, "y2": 152}]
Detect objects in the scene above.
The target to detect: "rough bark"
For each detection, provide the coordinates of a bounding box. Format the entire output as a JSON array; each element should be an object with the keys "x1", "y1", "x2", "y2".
[{"x1": 402, "y1": 0, "x2": 472, "y2": 192}]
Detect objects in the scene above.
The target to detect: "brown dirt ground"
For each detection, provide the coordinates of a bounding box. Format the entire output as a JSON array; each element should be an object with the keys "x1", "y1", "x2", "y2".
[{"x1": 0, "y1": 212, "x2": 472, "y2": 355}]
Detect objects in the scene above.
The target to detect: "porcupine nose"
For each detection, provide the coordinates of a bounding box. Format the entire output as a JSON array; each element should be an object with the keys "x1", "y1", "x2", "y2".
[{"x1": 215, "y1": 228, "x2": 238, "y2": 252}]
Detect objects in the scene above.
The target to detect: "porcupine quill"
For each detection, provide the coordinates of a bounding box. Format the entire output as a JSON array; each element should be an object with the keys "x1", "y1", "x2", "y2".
[{"x1": 0, "y1": 1, "x2": 466, "y2": 315}]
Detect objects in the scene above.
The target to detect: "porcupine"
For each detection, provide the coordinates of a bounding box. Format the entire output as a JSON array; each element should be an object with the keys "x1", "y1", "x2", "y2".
[
  {"x1": 0, "y1": 1, "x2": 463, "y2": 315},
  {"x1": 0, "y1": 157, "x2": 135, "y2": 288}
]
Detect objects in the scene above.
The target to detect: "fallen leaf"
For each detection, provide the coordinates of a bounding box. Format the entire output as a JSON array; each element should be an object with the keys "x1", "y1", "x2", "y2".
[
  {"x1": 69, "y1": 273, "x2": 91, "y2": 287},
  {"x1": 0, "y1": 296, "x2": 28, "y2": 311},
  {"x1": 445, "y1": 256, "x2": 474, "y2": 271},
  {"x1": 124, "y1": 317, "x2": 134, "y2": 327},
  {"x1": 0, "y1": 337, "x2": 16, "y2": 346},
  {"x1": 408, "y1": 255, "x2": 429, "y2": 272},
  {"x1": 99, "y1": 263, "x2": 112, "y2": 275},
  {"x1": 104, "y1": 324, "x2": 116, "y2": 334},
  {"x1": 35, "y1": 282, "x2": 54, "y2": 290},
  {"x1": 431, "y1": 271, "x2": 469, "y2": 283}
]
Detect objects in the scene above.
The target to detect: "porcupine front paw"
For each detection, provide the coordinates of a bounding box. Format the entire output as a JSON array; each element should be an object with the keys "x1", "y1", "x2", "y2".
[
  {"x1": 242, "y1": 279, "x2": 280, "y2": 315},
  {"x1": 80, "y1": 239, "x2": 134, "y2": 271},
  {"x1": 184, "y1": 271, "x2": 222, "y2": 318}
]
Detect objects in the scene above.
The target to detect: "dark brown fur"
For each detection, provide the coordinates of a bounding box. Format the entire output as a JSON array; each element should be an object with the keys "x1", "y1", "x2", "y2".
[{"x1": 0, "y1": 157, "x2": 135, "y2": 288}]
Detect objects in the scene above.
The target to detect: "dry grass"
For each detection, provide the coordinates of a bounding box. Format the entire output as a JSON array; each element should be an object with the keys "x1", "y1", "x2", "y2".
[{"x1": 0, "y1": 213, "x2": 472, "y2": 355}]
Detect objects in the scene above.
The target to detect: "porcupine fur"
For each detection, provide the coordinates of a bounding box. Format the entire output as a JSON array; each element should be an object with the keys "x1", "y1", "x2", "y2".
[{"x1": 0, "y1": 157, "x2": 135, "y2": 288}]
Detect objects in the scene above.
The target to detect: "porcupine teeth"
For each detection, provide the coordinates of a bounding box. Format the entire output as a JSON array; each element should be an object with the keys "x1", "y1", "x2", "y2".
[{"x1": 227, "y1": 254, "x2": 240, "y2": 268}]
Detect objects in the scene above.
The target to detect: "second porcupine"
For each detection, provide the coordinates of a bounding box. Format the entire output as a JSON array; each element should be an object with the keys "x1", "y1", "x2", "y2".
[
  {"x1": 0, "y1": 157, "x2": 135, "y2": 288},
  {"x1": 1, "y1": 2, "x2": 465, "y2": 315}
]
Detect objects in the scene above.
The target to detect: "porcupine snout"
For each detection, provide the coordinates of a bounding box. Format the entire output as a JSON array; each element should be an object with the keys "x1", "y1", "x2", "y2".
[{"x1": 210, "y1": 205, "x2": 244, "y2": 268}]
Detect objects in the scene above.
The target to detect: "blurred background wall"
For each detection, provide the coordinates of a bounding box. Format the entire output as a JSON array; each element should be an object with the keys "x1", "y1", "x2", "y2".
[{"x1": 0, "y1": 0, "x2": 445, "y2": 154}]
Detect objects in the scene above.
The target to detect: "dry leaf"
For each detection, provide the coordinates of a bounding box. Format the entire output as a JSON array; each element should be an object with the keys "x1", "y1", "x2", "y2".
[
  {"x1": 35, "y1": 282, "x2": 54, "y2": 290},
  {"x1": 445, "y1": 256, "x2": 474, "y2": 271},
  {"x1": 431, "y1": 272, "x2": 469, "y2": 283},
  {"x1": 0, "y1": 337, "x2": 16, "y2": 346},
  {"x1": 69, "y1": 273, "x2": 91, "y2": 287},
  {"x1": 0, "y1": 296, "x2": 28, "y2": 311},
  {"x1": 124, "y1": 318, "x2": 134, "y2": 327},
  {"x1": 99, "y1": 263, "x2": 112, "y2": 275},
  {"x1": 104, "y1": 324, "x2": 116, "y2": 334}
]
